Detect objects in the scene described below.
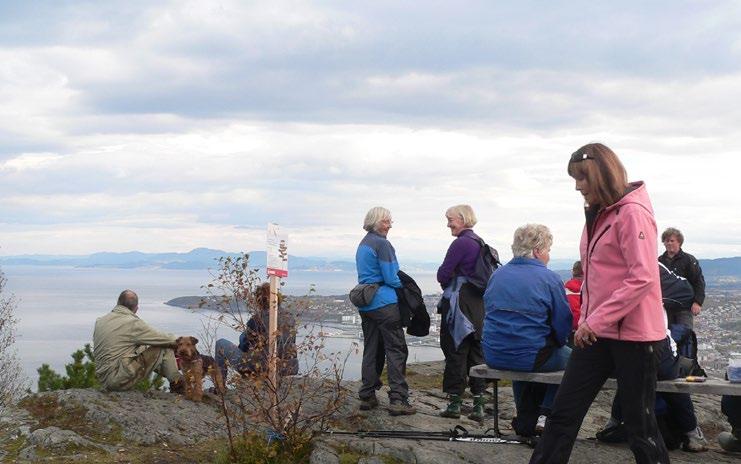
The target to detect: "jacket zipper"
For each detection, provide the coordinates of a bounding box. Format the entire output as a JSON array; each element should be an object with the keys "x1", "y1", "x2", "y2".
[{"x1": 583, "y1": 214, "x2": 612, "y2": 321}]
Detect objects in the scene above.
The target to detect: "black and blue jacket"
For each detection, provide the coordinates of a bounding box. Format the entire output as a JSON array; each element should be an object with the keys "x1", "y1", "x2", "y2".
[{"x1": 355, "y1": 231, "x2": 402, "y2": 311}]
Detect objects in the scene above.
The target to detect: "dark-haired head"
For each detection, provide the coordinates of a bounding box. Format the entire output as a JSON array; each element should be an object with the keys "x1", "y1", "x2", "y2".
[
  {"x1": 567, "y1": 143, "x2": 628, "y2": 207},
  {"x1": 572, "y1": 260, "x2": 583, "y2": 278}
]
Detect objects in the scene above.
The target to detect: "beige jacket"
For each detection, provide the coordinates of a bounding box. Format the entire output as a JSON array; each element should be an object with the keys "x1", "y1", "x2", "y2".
[{"x1": 93, "y1": 305, "x2": 176, "y2": 390}]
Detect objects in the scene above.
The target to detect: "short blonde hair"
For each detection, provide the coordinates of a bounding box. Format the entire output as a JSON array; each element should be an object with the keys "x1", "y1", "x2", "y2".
[
  {"x1": 363, "y1": 206, "x2": 392, "y2": 232},
  {"x1": 511, "y1": 224, "x2": 553, "y2": 259},
  {"x1": 445, "y1": 204, "x2": 477, "y2": 228}
]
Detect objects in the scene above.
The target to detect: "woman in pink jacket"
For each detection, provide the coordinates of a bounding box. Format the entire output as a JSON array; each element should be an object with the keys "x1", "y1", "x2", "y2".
[{"x1": 530, "y1": 143, "x2": 670, "y2": 464}]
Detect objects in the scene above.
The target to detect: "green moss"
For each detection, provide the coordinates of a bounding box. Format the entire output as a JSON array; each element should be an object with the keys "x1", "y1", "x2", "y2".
[
  {"x1": 19, "y1": 394, "x2": 124, "y2": 447},
  {"x1": 338, "y1": 449, "x2": 363, "y2": 463},
  {"x1": 1, "y1": 434, "x2": 28, "y2": 457},
  {"x1": 333, "y1": 443, "x2": 404, "y2": 464}
]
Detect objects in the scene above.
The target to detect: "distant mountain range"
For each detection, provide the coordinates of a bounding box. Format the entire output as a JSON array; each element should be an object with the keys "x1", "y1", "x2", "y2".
[
  {"x1": 0, "y1": 248, "x2": 358, "y2": 271},
  {"x1": 1, "y1": 248, "x2": 740, "y2": 278}
]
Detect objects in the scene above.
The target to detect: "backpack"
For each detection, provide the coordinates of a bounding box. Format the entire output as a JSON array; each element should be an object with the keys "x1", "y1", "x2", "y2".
[
  {"x1": 465, "y1": 235, "x2": 501, "y2": 291},
  {"x1": 396, "y1": 270, "x2": 430, "y2": 336},
  {"x1": 669, "y1": 323, "x2": 707, "y2": 377},
  {"x1": 659, "y1": 262, "x2": 694, "y2": 312}
]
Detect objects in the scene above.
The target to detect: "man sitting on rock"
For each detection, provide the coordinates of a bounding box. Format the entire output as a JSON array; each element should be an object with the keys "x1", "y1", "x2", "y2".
[{"x1": 93, "y1": 289, "x2": 185, "y2": 392}]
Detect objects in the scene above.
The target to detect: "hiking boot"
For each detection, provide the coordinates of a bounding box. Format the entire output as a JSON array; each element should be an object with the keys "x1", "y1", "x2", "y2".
[
  {"x1": 359, "y1": 395, "x2": 379, "y2": 411},
  {"x1": 683, "y1": 426, "x2": 708, "y2": 452},
  {"x1": 467, "y1": 394, "x2": 486, "y2": 423},
  {"x1": 719, "y1": 430, "x2": 741, "y2": 453},
  {"x1": 535, "y1": 415, "x2": 547, "y2": 434},
  {"x1": 388, "y1": 399, "x2": 416, "y2": 416},
  {"x1": 439, "y1": 394, "x2": 462, "y2": 419}
]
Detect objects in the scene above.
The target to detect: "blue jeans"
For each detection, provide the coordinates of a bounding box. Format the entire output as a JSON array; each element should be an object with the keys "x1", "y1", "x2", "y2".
[
  {"x1": 215, "y1": 338, "x2": 250, "y2": 380},
  {"x1": 513, "y1": 345, "x2": 572, "y2": 413}
]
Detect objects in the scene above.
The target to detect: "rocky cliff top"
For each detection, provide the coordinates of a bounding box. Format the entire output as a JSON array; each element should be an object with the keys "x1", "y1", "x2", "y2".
[{"x1": 0, "y1": 361, "x2": 737, "y2": 463}]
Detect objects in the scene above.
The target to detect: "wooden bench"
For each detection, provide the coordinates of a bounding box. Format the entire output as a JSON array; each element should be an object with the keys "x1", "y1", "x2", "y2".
[{"x1": 469, "y1": 364, "x2": 741, "y2": 436}]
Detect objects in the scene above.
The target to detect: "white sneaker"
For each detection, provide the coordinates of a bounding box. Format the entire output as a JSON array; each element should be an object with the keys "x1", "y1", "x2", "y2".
[
  {"x1": 535, "y1": 415, "x2": 547, "y2": 434},
  {"x1": 684, "y1": 426, "x2": 708, "y2": 452}
]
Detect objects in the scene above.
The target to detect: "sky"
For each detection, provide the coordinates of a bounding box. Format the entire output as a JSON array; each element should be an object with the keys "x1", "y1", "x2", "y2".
[{"x1": 1, "y1": 1, "x2": 740, "y2": 263}]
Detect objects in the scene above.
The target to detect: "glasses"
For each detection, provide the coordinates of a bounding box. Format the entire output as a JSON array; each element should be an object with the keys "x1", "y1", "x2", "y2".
[{"x1": 570, "y1": 152, "x2": 595, "y2": 163}]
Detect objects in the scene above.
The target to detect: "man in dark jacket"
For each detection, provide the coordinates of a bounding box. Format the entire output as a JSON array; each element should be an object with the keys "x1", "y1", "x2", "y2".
[{"x1": 658, "y1": 227, "x2": 705, "y2": 329}]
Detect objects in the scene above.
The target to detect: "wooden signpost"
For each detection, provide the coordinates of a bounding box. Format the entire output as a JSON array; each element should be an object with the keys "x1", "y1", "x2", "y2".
[{"x1": 266, "y1": 223, "x2": 288, "y2": 386}]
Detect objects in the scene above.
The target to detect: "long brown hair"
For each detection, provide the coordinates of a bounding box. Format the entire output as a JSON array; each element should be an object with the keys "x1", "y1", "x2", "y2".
[{"x1": 567, "y1": 143, "x2": 628, "y2": 207}]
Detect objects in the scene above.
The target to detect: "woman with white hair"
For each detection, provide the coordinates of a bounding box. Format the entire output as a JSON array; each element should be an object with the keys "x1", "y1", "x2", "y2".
[
  {"x1": 482, "y1": 224, "x2": 573, "y2": 433},
  {"x1": 437, "y1": 204, "x2": 488, "y2": 422},
  {"x1": 355, "y1": 206, "x2": 415, "y2": 416}
]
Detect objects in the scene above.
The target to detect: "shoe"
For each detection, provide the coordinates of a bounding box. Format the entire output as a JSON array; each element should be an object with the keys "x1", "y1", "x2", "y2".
[
  {"x1": 388, "y1": 399, "x2": 416, "y2": 416},
  {"x1": 535, "y1": 415, "x2": 547, "y2": 434},
  {"x1": 359, "y1": 395, "x2": 379, "y2": 411},
  {"x1": 467, "y1": 394, "x2": 486, "y2": 423},
  {"x1": 719, "y1": 430, "x2": 741, "y2": 453},
  {"x1": 439, "y1": 394, "x2": 462, "y2": 419},
  {"x1": 683, "y1": 426, "x2": 708, "y2": 452}
]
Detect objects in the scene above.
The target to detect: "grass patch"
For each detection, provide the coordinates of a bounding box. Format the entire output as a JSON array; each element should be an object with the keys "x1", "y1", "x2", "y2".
[
  {"x1": 1, "y1": 434, "x2": 28, "y2": 457},
  {"x1": 404, "y1": 367, "x2": 444, "y2": 391},
  {"x1": 334, "y1": 443, "x2": 404, "y2": 464},
  {"x1": 213, "y1": 432, "x2": 312, "y2": 464},
  {"x1": 19, "y1": 394, "x2": 123, "y2": 444}
]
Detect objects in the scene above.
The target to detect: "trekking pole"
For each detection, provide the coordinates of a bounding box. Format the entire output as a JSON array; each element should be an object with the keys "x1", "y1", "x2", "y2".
[{"x1": 322, "y1": 425, "x2": 531, "y2": 445}]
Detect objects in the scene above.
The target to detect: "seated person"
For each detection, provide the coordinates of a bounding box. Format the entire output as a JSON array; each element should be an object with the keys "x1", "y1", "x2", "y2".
[
  {"x1": 601, "y1": 313, "x2": 708, "y2": 451},
  {"x1": 482, "y1": 224, "x2": 572, "y2": 433},
  {"x1": 719, "y1": 395, "x2": 741, "y2": 452},
  {"x1": 93, "y1": 289, "x2": 184, "y2": 392},
  {"x1": 564, "y1": 260, "x2": 582, "y2": 345},
  {"x1": 215, "y1": 283, "x2": 298, "y2": 380}
]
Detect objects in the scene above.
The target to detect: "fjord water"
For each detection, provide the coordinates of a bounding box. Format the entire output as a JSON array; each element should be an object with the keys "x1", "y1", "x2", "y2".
[{"x1": 3, "y1": 265, "x2": 443, "y2": 389}]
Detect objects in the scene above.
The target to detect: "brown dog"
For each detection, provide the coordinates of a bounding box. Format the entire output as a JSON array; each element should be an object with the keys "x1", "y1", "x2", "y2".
[{"x1": 175, "y1": 336, "x2": 225, "y2": 401}]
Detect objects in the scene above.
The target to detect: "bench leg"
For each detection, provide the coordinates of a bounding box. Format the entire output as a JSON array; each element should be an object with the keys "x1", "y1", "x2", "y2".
[{"x1": 492, "y1": 379, "x2": 500, "y2": 437}]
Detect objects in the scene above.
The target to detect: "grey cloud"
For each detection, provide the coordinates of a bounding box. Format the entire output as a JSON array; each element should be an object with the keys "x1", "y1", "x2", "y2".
[{"x1": 4, "y1": 2, "x2": 740, "y2": 131}]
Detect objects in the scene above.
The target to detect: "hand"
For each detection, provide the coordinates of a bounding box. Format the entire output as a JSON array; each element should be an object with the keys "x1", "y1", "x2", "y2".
[
  {"x1": 691, "y1": 302, "x2": 702, "y2": 316},
  {"x1": 574, "y1": 322, "x2": 597, "y2": 349}
]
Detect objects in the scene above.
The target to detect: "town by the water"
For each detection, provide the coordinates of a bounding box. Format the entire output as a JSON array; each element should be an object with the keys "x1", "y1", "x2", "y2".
[{"x1": 168, "y1": 278, "x2": 741, "y2": 378}]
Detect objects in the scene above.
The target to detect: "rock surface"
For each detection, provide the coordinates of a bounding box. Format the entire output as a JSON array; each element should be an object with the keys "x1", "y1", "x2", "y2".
[{"x1": 0, "y1": 360, "x2": 738, "y2": 463}]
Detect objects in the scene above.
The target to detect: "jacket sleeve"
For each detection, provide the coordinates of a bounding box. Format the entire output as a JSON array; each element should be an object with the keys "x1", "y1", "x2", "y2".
[
  {"x1": 127, "y1": 318, "x2": 176, "y2": 347},
  {"x1": 378, "y1": 241, "x2": 402, "y2": 289},
  {"x1": 685, "y1": 255, "x2": 706, "y2": 305},
  {"x1": 586, "y1": 205, "x2": 659, "y2": 335},
  {"x1": 549, "y1": 276, "x2": 573, "y2": 346},
  {"x1": 437, "y1": 238, "x2": 465, "y2": 287}
]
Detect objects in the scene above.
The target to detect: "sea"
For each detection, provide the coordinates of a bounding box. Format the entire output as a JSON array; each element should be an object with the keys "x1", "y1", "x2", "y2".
[{"x1": 1, "y1": 265, "x2": 444, "y2": 390}]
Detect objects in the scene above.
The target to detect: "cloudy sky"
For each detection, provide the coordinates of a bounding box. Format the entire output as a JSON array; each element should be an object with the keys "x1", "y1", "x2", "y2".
[{"x1": 1, "y1": 1, "x2": 740, "y2": 263}]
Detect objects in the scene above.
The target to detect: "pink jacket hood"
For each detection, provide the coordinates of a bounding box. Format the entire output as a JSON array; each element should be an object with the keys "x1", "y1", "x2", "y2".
[{"x1": 579, "y1": 181, "x2": 666, "y2": 342}]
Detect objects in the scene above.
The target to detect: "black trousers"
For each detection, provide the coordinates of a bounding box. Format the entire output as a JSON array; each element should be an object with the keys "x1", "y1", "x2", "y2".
[
  {"x1": 722, "y1": 395, "x2": 741, "y2": 430},
  {"x1": 611, "y1": 336, "x2": 697, "y2": 433},
  {"x1": 358, "y1": 304, "x2": 409, "y2": 402},
  {"x1": 529, "y1": 338, "x2": 670, "y2": 464},
  {"x1": 440, "y1": 313, "x2": 486, "y2": 396}
]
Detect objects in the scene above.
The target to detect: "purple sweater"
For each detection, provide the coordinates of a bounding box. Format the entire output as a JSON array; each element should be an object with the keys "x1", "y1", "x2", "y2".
[{"x1": 437, "y1": 229, "x2": 481, "y2": 288}]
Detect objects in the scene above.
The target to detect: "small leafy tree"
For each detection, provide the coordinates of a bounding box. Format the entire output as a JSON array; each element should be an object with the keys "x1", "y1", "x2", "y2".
[
  {"x1": 37, "y1": 343, "x2": 164, "y2": 392},
  {"x1": 0, "y1": 267, "x2": 27, "y2": 410},
  {"x1": 204, "y1": 254, "x2": 352, "y2": 463}
]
